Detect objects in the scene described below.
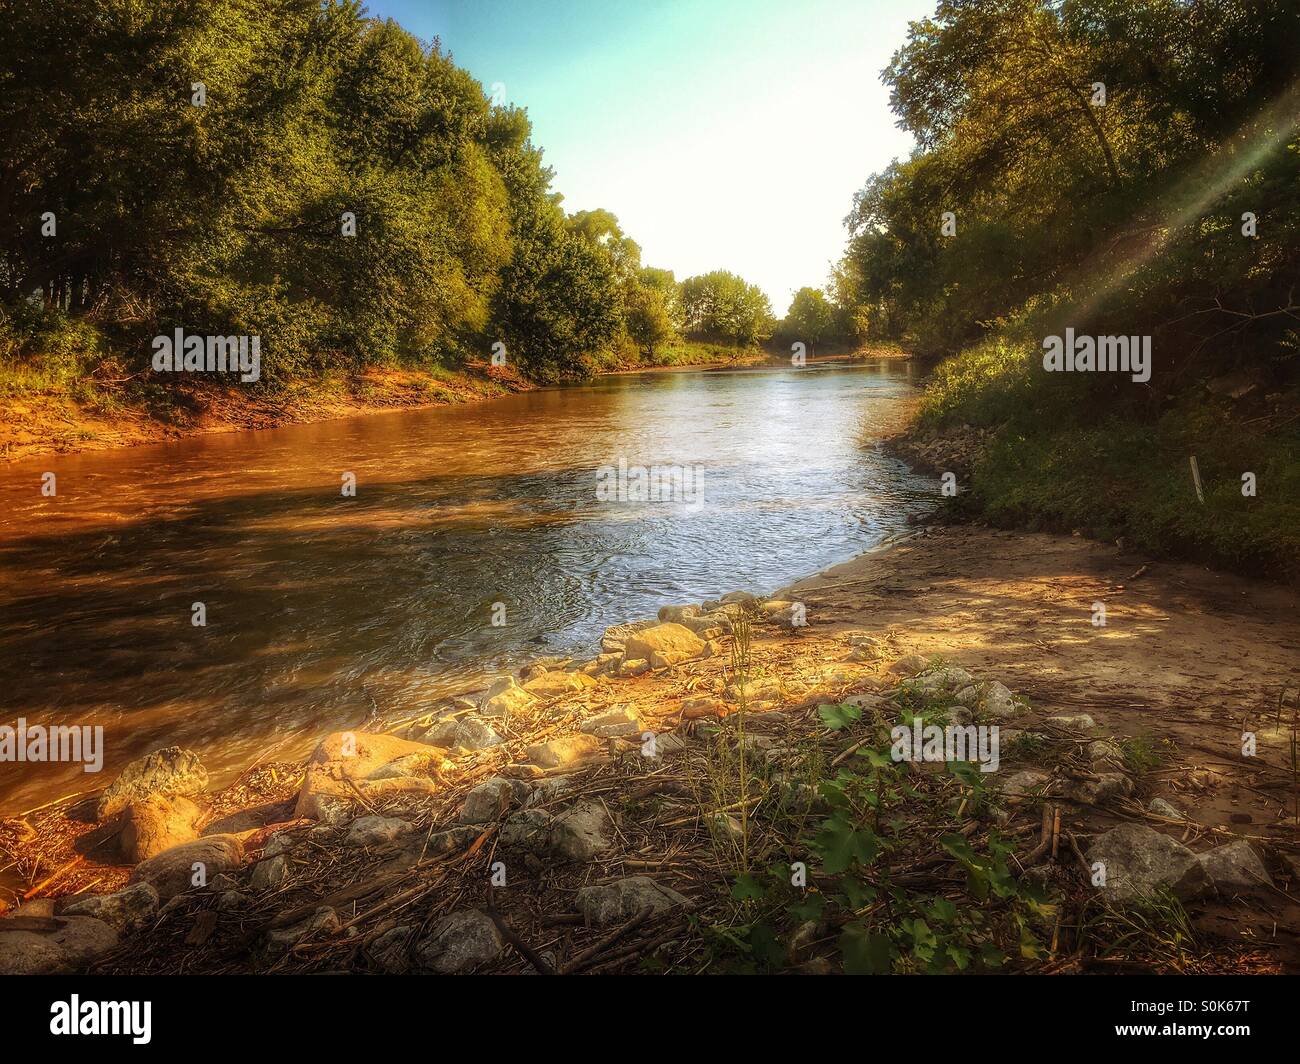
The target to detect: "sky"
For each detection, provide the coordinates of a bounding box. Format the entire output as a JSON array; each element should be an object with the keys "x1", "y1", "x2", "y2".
[{"x1": 367, "y1": 0, "x2": 935, "y2": 316}]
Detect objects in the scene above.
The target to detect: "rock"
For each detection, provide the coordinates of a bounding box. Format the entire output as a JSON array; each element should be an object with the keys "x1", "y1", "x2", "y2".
[
  {"x1": 1043, "y1": 714, "x2": 1096, "y2": 731},
  {"x1": 710, "y1": 813, "x2": 744, "y2": 842},
  {"x1": 622, "y1": 623, "x2": 706, "y2": 670},
  {"x1": 575, "y1": 876, "x2": 691, "y2": 926},
  {"x1": 1197, "y1": 840, "x2": 1271, "y2": 894},
  {"x1": 522, "y1": 669, "x2": 596, "y2": 698},
  {"x1": 679, "y1": 612, "x2": 733, "y2": 636},
  {"x1": 681, "y1": 695, "x2": 725, "y2": 719},
  {"x1": 524, "y1": 777, "x2": 574, "y2": 806},
  {"x1": 426, "y1": 826, "x2": 480, "y2": 855},
  {"x1": 723, "y1": 677, "x2": 784, "y2": 704},
  {"x1": 617, "y1": 658, "x2": 650, "y2": 677},
  {"x1": 524, "y1": 733, "x2": 605, "y2": 770},
  {"x1": 579, "y1": 706, "x2": 642, "y2": 738},
  {"x1": 996, "y1": 769, "x2": 1051, "y2": 800},
  {"x1": 550, "y1": 801, "x2": 616, "y2": 860},
  {"x1": 1086, "y1": 824, "x2": 1207, "y2": 902},
  {"x1": 979, "y1": 681, "x2": 1018, "y2": 718},
  {"x1": 459, "y1": 777, "x2": 530, "y2": 824},
  {"x1": 1148, "y1": 798, "x2": 1184, "y2": 819},
  {"x1": 480, "y1": 677, "x2": 538, "y2": 719},
  {"x1": 217, "y1": 890, "x2": 248, "y2": 911},
  {"x1": 759, "y1": 600, "x2": 805, "y2": 628},
  {"x1": 250, "y1": 854, "x2": 288, "y2": 890},
  {"x1": 59, "y1": 882, "x2": 158, "y2": 932},
  {"x1": 658, "y1": 604, "x2": 701, "y2": 624},
  {"x1": 95, "y1": 746, "x2": 208, "y2": 820},
  {"x1": 266, "y1": 907, "x2": 338, "y2": 952},
  {"x1": 0, "y1": 916, "x2": 119, "y2": 975},
  {"x1": 421, "y1": 715, "x2": 502, "y2": 751},
  {"x1": 501, "y1": 801, "x2": 615, "y2": 861},
  {"x1": 344, "y1": 815, "x2": 412, "y2": 849},
  {"x1": 129, "y1": 834, "x2": 245, "y2": 900},
  {"x1": 1070, "y1": 772, "x2": 1133, "y2": 804},
  {"x1": 416, "y1": 910, "x2": 504, "y2": 974},
  {"x1": 888, "y1": 653, "x2": 929, "y2": 677},
  {"x1": 519, "y1": 656, "x2": 570, "y2": 680},
  {"x1": 369, "y1": 925, "x2": 414, "y2": 974},
  {"x1": 294, "y1": 731, "x2": 452, "y2": 821},
  {"x1": 600, "y1": 619, "x2": 658, "y2": 654},
  {"x1": 262, "y1": 833, "x2": 296, "y2": 859},
  {"x1": 720, "y1": 591, "x2": 757, "y2": 605},
  {"x1": 897, "y1": 666, "x2": 974, "y2": 699},
  {"x1": 1087, "y1": 740, "x2": 1125, "y2": 768},
  {"x1": 119, "y1": 794, "x2": 203, "y2": 862}
]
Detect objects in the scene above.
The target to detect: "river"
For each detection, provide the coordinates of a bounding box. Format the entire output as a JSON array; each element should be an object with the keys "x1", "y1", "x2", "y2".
[{"x1": 0, "y1": 360, "x2": 932, "y2": 813}]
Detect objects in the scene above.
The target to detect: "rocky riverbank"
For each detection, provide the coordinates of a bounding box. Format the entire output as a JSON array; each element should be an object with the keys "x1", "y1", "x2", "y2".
[{"x1": 3, "y1": 525, "x2": 1298, "y2": 974}]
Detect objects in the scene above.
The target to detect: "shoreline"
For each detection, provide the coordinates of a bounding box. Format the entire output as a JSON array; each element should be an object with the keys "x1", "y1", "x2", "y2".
[
  {"x1": 4, "y1": 522, "x2": 1298, "y2": 974},
  {"x1": 1, "y1": 347, "x2": 913, "y2": 465}
]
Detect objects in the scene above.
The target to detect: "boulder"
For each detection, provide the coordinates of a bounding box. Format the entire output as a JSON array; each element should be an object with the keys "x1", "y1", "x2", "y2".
[
  {"x1": 521, "y1": 670, "x2": 596, "y2": 698},
  {"x1": 979, "y1": 681, "x2": 1018, "y2": 718},
  {"x1": 1148, "y1": 797, "x2": 1184, "y2": 820},
  {"x1": 344, "y1": 815, "x2": 413, "y2": 850},
  {"x1": 129, "y1": 834, "x2": 245, "y2": 900},
  {"x1": 679, "y1": 612, "x2": 734, "y2": 636},
  {"x1": 551, "y1": 801, "x2": 617, "y2": 860},
  {"x1": 421, "y1": 715, "x2": 502, "y2": 752},
  {"x1": 658, "y1": 604, "x2": 701, "y2": 624},
  {"x1": 249, "y1": 854, "x2": 288, "y2": 891},
  {"x1": 95, "y1": 746, "x2": 208, "y2": 820},
  {"x1": 1042, "y1": 714, "x2": 1096, "y2": 731},
  {"x1": 266, "y1": 907, "x2": 338, "y2": 952},
  {"x1": 119, "y1": 794, "x2": 203, "y2": 862},
  {"x1": 294, "y1": 731, "x2": 452, "y2": 821},
  {"x1": 459, "y1": 777, "x2": 530, "y2": 824},
  {"x1": 416, "y1": 910, "x2": 504, "y2": 974},
  {"x1": 1086, "y1": 824, "x2": 1207, "y2": 902},
  {"x1": 575, "y1": 876, "x2": 691, "y2": 926},
  {"x1": 306, "y1": 732, "x2": 440, "y2": 778},
  {"x1": 579, "y1": 706, "x2": 642, "y2": 738},
  {"x1": 1069, "y1": 772, "x2": 1133, "y2": 804},
  {"x1": 617, "y1": 658, "x2": 650, "y2": 677},
  {"x1": 480, "y1": 678, "x2": 538, "y2": 719},
  {"x1": 59, "y1": 882, "x2": 158, "y2": 932},
  {"x1": 1197, "y1": 840, "x2": 1271, "y2": 894},
  {"x1": 600, "y1": 619, "x2": 658, "y2": 654},
  {"x1": 897, "y1": 666, "x2": 974, "y2": 699},
  {"x1": 622, "y1": 623, "x2": 706, "y2": 670},
  {"x1": 0, "y1": 915, "x2": 118, "y2": 975},
  {"x1": 369, "y1": 925, "x2": 414, "y2": 974},
  {"x1": 996, "y1": 769, "x2": 1051, "y2": 800},
  {"x1": 524, "y1": 733, "x2": 605, "y2": 770},
  {"x1": 720, "y1": 591, "x2": 757, "y2": 605},
  {"x1": 888, "y1": 653, "x2": 929, "y2": 677}
]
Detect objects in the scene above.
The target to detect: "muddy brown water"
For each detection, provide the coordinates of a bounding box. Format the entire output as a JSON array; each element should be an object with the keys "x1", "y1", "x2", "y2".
[{"x1": 0, "y1": 361, "x2": 932, "y2": 814}]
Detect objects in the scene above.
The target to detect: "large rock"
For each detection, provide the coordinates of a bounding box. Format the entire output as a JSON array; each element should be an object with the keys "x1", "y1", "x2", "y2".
[
  {"x1": 128, "y1": 834, "x2": 245, "y2": 900},
  {"x1": 500, "y1": 800, "x2": 615, "y2": 862},
  {"x1": 601, "y1": 619, "x2": 658, "y2": 654},
  {"x1": 460, "y1": 777, "x2": 530, "y2": 824},
  {"x1": 622, "y1": 623, "x2": 706, "y2": 669},
  {"x1": 521, "y1": 670, "x2": 597, "y2": 698},
  {"x1": 344, "y1": 815, "x2": 413, "y2": 849},
  {"x1": 1197, "y1": 840, "x2": 1271, "y2": 894},
  {"x1": 416, "y1": 910, "x2": 504, "y2": 974},
  {"x1": 59, "y1": 882, "x2": 158, "y2": 933},
  {"x1": 1086, "y1": 824, "x2": 1207, "y2": 903},
  {"x1": 95, "y1": 746, "x2": 208, "y2": 820},
  {"x1": 896, "y1": 666, "x2": 974, "y2": 699},
  {"x1": 421, "y1": 715, "x2": 502, "y2": 752},
  {"x1": 0, "y1": 915, "x2": 119, "y2": 975},
  {"x1": 576, "y1": 876, "x2": 690, "y2": 926},
  {"x1": 480, "y1": 677, "x2": 538, "y2": 719},
  {"x1": 524, "y1": 733, "x2": 605, "y2": 771},
  {"x1": 294, "y1": 731, "x2": 451, "y2": 822},
  {"x1": 658, "y1": 604, "x2": 701, "y2": 624},
  {"x1": 579, "y1": 706, "x2": 642, "y2": 738},
  {"x1": 119, "y1": 794, "x2": 203, "y2": 862}
]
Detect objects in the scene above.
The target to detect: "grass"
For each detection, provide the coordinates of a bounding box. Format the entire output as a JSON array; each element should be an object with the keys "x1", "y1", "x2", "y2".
[{"x1": 914, "y1": 333, "x2": 1300, "y2": 580}]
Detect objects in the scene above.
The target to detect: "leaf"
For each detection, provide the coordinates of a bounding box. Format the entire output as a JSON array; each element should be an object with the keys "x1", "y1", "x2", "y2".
[
  {"x1": 730, "y1": 873, "x2": 767, "y2": 903},
  {"x1": 840, "y1": 923, "x2": 893, "y2": 975},
  {"x1": 815, "y1": 816, "x2": 880, "y2": 874},
  {"x1": 818, "y1": 702, "x2": 862, "y2": 731}
]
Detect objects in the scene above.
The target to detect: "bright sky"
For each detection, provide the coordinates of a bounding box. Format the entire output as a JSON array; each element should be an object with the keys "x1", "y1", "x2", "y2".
[{"x1": 369, "y1": 0, "x2": 934, "y2": 315}]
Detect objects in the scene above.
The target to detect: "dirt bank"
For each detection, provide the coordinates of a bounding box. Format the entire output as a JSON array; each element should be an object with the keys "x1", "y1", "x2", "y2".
[
  {"x1": 3, "y1": 523, "x2": 1296, "y2": 974},
  {"x1": 0, "y1": 364, "x2": 534, "y2": 464}
]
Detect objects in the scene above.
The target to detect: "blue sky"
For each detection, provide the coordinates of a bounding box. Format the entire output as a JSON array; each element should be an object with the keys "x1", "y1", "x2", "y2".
[{"x1": 368, "y1": 0, "x2": 934, "y2": 315}]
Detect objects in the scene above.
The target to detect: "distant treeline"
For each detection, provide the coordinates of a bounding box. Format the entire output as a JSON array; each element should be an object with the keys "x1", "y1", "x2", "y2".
[{"x1": 0, "y1": 0, "x2": 776, "y2": 386}]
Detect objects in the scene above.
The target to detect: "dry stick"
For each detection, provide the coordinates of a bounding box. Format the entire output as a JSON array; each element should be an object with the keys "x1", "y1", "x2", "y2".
[
  {"x1": 485, "y1": 886, "x2": 554, "y2": 975},
  {"x1": 22, "y1": 855, "x2": 84, "y2": 900},
  {"x1": 558, "y1": 907, "x2": 654, "y2": 975}
]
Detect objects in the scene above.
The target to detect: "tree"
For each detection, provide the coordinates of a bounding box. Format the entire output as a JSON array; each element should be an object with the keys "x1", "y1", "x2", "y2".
[{"x1": 679, "y1": 271, "x2": 775, "y2": 346}]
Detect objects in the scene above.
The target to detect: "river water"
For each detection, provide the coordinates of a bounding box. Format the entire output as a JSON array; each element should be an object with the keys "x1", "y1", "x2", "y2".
[{"x1": 0, "y1": 360, "x2": 932, "y2": 813}]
